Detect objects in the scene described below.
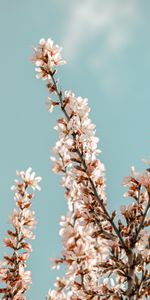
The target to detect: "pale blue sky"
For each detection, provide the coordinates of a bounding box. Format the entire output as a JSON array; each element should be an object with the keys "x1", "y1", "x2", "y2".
[{"x1": 0, "y1": 1, "x2": 150, "y2": 299}]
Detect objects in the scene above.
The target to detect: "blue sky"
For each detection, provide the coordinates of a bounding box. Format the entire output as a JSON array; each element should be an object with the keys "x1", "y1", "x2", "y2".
[{"x1": 0, "y1": 1, "x2": 150, "y2": 299}]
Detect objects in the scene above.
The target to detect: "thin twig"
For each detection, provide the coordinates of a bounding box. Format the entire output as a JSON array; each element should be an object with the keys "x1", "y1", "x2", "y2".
[{"x1": 134, "y1": 193, "x2": 150, "y2": 244}]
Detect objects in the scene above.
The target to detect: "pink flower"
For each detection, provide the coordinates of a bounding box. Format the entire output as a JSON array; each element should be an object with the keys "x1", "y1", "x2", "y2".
[{"x1": 17, "y1": 167, "x2": 42, "y2": 191}]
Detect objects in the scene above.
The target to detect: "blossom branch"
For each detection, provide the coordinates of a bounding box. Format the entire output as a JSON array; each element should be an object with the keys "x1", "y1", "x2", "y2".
[
  {"x1": 49, "y1": 70, "x2": 129, "y2": 254},
  {"x1": 32, "y1": 37, "x2": 150, "y2": 299},
  {"x1": 0, "y1": 168, "x2": 41, "y2": 300}
]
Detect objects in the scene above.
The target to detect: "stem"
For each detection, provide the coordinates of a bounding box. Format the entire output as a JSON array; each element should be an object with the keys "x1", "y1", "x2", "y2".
[
  {"x1": 126, "y1": 252, "x2": 135, "y2": 299},
  {"x1": 135, "y1": 270, "x2": 144, "y2": 300},
  {"x1": 134, "y1": 193, "x2": 150, "y2": 244},
  {"x1": 126, "y1": 193, "x2": 150, "y2": 298}
]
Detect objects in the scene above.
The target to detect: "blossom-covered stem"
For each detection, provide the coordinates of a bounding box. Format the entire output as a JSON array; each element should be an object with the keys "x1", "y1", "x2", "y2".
[
  {"x1": 50, "y1": 69, "x2": 150, "y2": 299},
  {"x1": 49, "y1": 70, "x2": 129, "y2": 254},
  {"x1": 0, "y1": 168, "x2": 41, "y2": 300}
]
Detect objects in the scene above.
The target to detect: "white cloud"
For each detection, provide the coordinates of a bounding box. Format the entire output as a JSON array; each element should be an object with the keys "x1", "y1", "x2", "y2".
[{"x1": 62, "y1": 0, "x2": 139, "y2": 67}]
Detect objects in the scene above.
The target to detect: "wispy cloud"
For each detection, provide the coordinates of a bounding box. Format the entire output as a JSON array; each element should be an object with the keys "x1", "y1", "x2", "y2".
[{"x1": 62, "y1": 0, "x2": 139, "y2": 67}]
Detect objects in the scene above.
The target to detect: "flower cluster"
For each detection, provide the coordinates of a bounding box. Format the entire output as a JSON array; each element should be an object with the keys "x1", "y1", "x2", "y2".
[
  {"x1": 0, "y1": 168, "x2": 41, "y2": 300},
  {"x1": 32, "y1": 38, "x2": 66, "y2": 80}
]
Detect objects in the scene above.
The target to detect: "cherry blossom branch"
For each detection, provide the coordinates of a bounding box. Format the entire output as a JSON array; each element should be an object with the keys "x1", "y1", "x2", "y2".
[
  {"x1": 0, "y1": 168, "x2": 41, "y2": 300},
  {"x1": 50, "y1": 69, "x2": 136, "y2": 298},
  {"x1": 32, "y1": 37, "x2": 150, "y2": 299},
  {"x1": 49, "y1": 70, "x2": 129, "y2": 254}
]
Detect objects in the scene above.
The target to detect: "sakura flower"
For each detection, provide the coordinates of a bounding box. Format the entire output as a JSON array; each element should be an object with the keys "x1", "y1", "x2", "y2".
[
  {"x1": 137, "y1": 172, "x2": 150, "y2": 191},
  {"x1": 48, "y1": 289, "x2": 66, "y2": 300},
  {"x1": 120, "y1": 205, "x2": 126, "y2": 214},
  {"x1": 18, "y1": 167, "x2": 42, "y2": 191},
  {"x1": 46, "y1": 97, "x2": 59, "y2": 113}
]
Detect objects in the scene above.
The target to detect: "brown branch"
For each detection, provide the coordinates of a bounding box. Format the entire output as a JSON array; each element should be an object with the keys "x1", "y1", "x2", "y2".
[
  {"x1": 125, "y1": 193, "x2": 150, "y2": 297},
  {"x1": 134, "y1": 193, "x2": 150, "y2": 244}
]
